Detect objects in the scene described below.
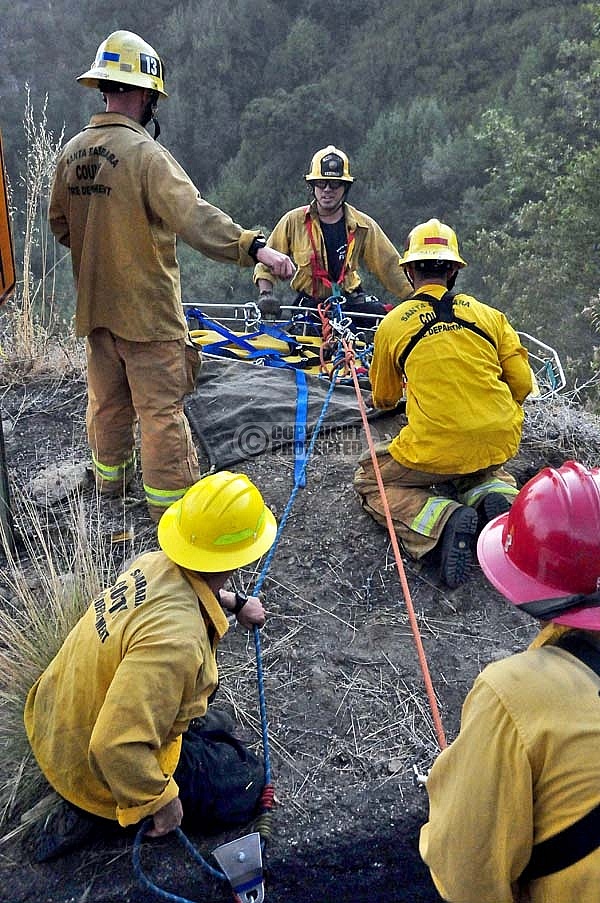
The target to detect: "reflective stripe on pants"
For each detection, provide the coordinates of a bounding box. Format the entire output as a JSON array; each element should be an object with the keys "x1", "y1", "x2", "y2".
[
  {"x1": 353, "y1": 443, "x2": 517, "y2": 559},
  {"x1": 86, "y1": 329, "x2": 201, "y2": 515}
]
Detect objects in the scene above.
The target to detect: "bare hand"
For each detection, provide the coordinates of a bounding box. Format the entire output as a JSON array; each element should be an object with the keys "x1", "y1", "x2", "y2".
[
  {"x1": 219, "y1": 590, "x2": 266, "y2": 629},
  {"x1": 146, "y1": 796, "x2": 183, "y2": 837},
  {"x1": 235, "y1": 595, "x2": 266, "y2": 629},
  {"x1": 256, "y1": 246, "x2": 295, "y2": 279}
]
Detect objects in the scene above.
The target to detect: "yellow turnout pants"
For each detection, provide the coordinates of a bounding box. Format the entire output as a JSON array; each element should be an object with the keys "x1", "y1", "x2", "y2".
[
  {"x1": 353, "y1": 443, "x2": 517, "y2": 559},
  {"x1": 86, "y1": 328, "x2": 202, "y2": 521}
]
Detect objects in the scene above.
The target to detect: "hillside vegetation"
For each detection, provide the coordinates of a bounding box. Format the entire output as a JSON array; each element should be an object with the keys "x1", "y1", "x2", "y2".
[{"x1": 1, "y1": 0, "x2": 599, "y2": 399}]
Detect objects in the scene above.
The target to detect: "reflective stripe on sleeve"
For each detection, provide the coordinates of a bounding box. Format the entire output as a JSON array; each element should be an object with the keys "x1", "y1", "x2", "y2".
[{"x1": 462, "y1": 481, "x2": 519, "y2": 508}]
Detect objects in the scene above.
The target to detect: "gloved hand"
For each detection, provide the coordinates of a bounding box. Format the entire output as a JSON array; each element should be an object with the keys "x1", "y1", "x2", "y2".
[{"x1": 258, "y1": 292, "x2": 282, "y2": 320}]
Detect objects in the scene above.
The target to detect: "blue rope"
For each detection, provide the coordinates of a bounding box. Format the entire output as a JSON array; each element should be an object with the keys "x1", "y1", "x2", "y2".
[
  {"x1": 133, "y1": 353, "x2": 345, "y2": 902},
  {"x1": 253, "y1": 364, "x2": 341, "y2": 597},
  {"x1": 133, "y1": 819, "x2": 227, "y2": 903},
  {"x1": 250, "y1": 365, "x2": 343, "y2": 785}
]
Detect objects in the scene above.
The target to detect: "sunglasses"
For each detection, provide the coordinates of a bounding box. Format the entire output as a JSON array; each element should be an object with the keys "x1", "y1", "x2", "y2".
[{"x1": 313, "y1": 180, "x2": 344, "y2": 190}]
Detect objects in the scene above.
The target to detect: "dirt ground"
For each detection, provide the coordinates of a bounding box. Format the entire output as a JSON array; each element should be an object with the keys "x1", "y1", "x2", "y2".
[{"x1": 0, "y1": 366, "x2": 595, "y2": 903}]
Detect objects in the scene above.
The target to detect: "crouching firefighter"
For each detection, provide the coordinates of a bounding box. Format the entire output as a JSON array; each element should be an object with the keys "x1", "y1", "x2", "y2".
[
  {"x1": 24, "y1": 472, "x2": 276, "y2": 861},
  {"x1": 353, "y1": 218, "x2": 532, "y2": 588},
  {"x1": 421, "y1": 460, "x2": 600, "y2": 903}
]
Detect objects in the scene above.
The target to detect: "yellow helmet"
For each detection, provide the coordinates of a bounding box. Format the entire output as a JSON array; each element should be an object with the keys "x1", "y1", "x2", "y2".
[
  {"x1": 305, "y1": 145, "x2": 354, "y2": 183},
  {"x1": 399, "y1": 219, "x2": 467, "y2": 267},
  {"x1": 157, "y1": 472, "x2": 277, "y2": 572},
  {"x1": 78, "y1": 30, "x2": 167, "y2": 97}
]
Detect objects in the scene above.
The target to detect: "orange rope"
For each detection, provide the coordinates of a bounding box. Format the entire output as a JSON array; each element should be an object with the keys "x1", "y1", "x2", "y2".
[
  {"x1": 343, "y1": 338, "x2": 447, "y2": 750},
  {"x1": 318, "y1": 301, "x2": 335, "y2": 375}
]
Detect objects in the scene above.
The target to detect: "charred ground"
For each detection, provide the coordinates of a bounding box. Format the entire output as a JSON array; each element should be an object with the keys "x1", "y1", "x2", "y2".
[{"x1": 0, "y1": 368, "x2": 597, "y2": 903}]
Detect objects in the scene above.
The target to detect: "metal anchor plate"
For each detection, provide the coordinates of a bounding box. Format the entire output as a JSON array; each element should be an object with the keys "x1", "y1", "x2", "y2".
[{"x1": 212, "y1": 832, "x2": 264, "y2": 903}]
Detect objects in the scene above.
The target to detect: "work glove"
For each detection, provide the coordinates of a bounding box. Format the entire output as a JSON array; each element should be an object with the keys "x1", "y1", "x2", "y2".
[{"x1": 258, "y1": 291, "x2": 282, "y2": 320}]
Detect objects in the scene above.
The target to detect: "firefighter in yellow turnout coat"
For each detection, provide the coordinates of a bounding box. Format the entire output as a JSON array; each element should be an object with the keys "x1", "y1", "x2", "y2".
[
  {"x1": 25, "y1": 472, "x2": 276, "y2": 860},
  {"x1": 354, "y1": 219, "x2": 532, "y2": 588},
  {"x1": 421, "y1": 461, "x2": 600, "y2": 902},
  {"x1": 254, "y1": 199, "x2": 410, "y2": 301},
  {"x1": 253, "y1": 146, "x2": 411, "y2": 320},
  {"x1": 50, "y1": 31, "x2": 293, "y2": 522}
]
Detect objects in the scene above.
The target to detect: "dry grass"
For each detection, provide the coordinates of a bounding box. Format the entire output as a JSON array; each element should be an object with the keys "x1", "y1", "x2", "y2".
[
  {"x1": 0, "y1": 87, "x2": 82, "y2": 381},
  {"x1": 0, "y1": 489, "x2": 127, "y2": 835},
  {"x1": 522, "y1": 391, "x2": 600, "y2": 466}
]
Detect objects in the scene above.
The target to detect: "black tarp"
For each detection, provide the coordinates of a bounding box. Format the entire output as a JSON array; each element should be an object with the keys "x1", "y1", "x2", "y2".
[{"x1": 185, "y1": 356, "x2": 374, "y2": 470}]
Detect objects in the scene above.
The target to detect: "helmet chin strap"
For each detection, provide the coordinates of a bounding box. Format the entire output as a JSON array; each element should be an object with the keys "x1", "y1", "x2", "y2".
[
  {"x1": 141, "y1": 94, "x2": 160, "y2": 140},
  {"x1": 312, "y1": 184, "x2": 350, "y2": 218}
]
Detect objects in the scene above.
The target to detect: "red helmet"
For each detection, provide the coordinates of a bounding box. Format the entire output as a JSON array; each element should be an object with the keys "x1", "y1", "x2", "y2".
[{"x1": 477, "y1": 460, "x2": 600, "y2": 628}]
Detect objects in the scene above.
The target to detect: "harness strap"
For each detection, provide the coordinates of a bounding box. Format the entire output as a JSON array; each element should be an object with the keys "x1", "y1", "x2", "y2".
[
  {"x1": 519, "y1": 633, "x2": 600, "y2": 883},
  {"x1": 397, "y1": 291, "x2": 496, "y2": 375},
  {"x1": 519, "y1": 590, "x2": 600, "y2": 621},
  {"x1": 186, "y1": 308, "x2": 321, "y2": 369},
  {"x1": 294, "y1": 370, "x2": 309, "y2": 488},
  {"x1": 305, "y1": 207, "x2": 355, "y2": 298}
]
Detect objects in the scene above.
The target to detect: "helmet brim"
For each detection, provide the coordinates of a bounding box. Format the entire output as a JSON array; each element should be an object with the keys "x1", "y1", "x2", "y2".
[
  {"x1": 477, "y1": 514, "x2": 600, "y2": 628},
  {"x1": 77, "y1": 69, "x2": 168, "y2": 97},
  {"x1": 158, "y1": 501, "x2": 277, "y2": 572},
  {"x1": 399, "y1": 251, "x2": 467, "y2": 267},
  {"x1": 305, "y1": 176, "x2": 354, "y2": 184}
]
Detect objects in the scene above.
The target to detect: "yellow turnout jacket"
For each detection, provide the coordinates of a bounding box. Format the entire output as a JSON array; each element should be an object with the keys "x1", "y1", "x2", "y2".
[
  {"x1": 420, "y1": 625, "x2": 600, "y2": 902},
  {"x1": 49, "y1": 113, "x2": 261, "y2": 342},
  {"x1": 253, "y1": 200, "x2": 411, "y2": 300},
  {"x1": 370, "y1": 284, "x2": 532, "y2": 473},
  {"x1": 24, "y1": 552, "x2": 229, "y2": 827}
]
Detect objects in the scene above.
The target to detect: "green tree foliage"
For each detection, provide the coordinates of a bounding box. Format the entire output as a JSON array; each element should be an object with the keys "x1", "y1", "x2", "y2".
[
  {"x1": 355, "y1": 99, "x2": 451, "y2": 240},
  {"x1": 162, "y1": 0, "x2": 289, "y2": 187},
  {"x1": 210, "y1": 83, "x2": 356, "y2": 226},
  {"x1": 1, "y1": 0, "x2": 599, "y2": 396}
]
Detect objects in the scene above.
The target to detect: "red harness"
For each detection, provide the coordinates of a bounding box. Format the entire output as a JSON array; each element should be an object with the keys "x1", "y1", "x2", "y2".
[{"x1": 304, "y1": 207, "x2": 356, "y2": 298}]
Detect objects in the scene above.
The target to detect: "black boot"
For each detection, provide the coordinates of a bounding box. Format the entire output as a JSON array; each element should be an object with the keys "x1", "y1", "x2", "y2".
[
  {"x1": 34, "y1": 799, "x2": 99, "y2": 862},
  {"x1": 478, "y1": 492, "x2": 512, "y2": 531},
  {"x1": 439, "y1": 506, "x2": 478, "y2": 588}
]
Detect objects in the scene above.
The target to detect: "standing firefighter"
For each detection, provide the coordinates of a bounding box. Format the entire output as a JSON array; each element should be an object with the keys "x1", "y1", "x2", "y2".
[
  {"x1": 254, "y1": 145, "x2": 411, "y2": 323},
  {"x1": 420, "y1": 461, "x2": 600, "y2": 902},
  {"x1": 354, "y1": 219, "x2": 532, "y2": 587},
  {"x1": 50, "y1": 30, "x2": 293, "y2": 522}
]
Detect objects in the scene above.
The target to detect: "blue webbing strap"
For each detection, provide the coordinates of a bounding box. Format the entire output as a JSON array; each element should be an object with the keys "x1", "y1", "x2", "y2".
[
  {"x1": 293, "y1": 370, "x2": 308, "y2": 488},
  {"x1": 186, "y1": 307, "x2": 302, "y2": 361}
]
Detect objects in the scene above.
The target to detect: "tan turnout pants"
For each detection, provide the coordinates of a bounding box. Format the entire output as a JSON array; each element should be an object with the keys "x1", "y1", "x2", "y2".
[
  {"x1": 86, "y1": 328, "x2": 202, "y2": 521},
  {"x1": 353, "y1": 443, "x2": 517, "y2": 559}
]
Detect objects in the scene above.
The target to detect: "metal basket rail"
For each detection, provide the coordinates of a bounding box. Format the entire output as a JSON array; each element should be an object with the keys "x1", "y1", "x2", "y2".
[
  {"x1": 182, "y1": 304, "x2": 566, "y2": 399},
  {"x1": 517, "y1": 331, "x2": 566, "y2": 399},
  {"x1": 182, "y1": 300, "x2": 385, "y2": 337}
]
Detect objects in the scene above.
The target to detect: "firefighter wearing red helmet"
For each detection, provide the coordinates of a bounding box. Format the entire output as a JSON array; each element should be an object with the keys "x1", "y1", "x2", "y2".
[
  {"x1": 50, "y1": 31, "x2": 293, "y2": 523},
  {"x1": 354, "y1": 218, "x2": 533, "y2": 588},
  {"x1": 421, "y1": 461, "x2": 600, "y2": 902}
]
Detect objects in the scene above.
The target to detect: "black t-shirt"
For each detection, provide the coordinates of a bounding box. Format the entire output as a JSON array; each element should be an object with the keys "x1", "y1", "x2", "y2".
[{"x1": 320, "y1": 218, "x2": 348, "y2": 283}]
